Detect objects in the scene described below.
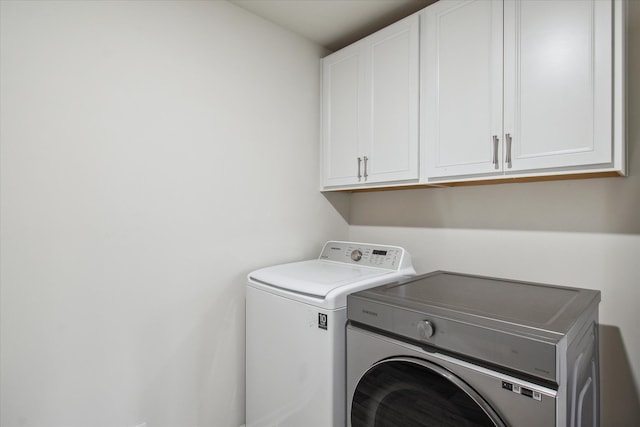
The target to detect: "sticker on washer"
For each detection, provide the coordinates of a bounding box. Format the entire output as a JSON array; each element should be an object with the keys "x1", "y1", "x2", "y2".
[
  {"x1": 318, "y1": 313, "x2": 328, "y2": 330},
  {"x1": 502, "y1": 381, "x2": 542, "y2": 401}
]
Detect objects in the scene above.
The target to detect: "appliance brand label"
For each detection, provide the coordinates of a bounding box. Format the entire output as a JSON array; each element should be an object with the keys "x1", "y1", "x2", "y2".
[{"x1": 318, "y1": 313, "x2": 328, "y2": 330}]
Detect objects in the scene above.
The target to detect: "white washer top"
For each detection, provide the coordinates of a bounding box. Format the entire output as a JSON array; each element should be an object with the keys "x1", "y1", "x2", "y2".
[{"x1": 247, "y1": 241, "x2": 415, "y2": 309}]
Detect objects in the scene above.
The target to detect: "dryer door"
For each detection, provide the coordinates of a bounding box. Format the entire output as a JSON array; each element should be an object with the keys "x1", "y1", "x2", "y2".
[{"x1": 351, "y1": 357, "x2": 506, "y2": 427}]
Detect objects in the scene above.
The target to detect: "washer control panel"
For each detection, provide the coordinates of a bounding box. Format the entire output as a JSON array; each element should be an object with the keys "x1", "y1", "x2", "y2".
[{"x1": 319, "y1": 241, "x2": 406, "y2": 270}]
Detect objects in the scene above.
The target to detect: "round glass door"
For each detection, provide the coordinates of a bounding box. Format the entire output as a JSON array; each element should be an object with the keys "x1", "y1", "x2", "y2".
[{"x1": 351, "y1": 358, "x2": 505, "y2": 427}]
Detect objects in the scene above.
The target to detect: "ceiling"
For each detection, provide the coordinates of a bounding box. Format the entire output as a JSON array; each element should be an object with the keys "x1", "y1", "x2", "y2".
[{"x1": 229, "y1": 0, "x2": 436, "y2": 52}]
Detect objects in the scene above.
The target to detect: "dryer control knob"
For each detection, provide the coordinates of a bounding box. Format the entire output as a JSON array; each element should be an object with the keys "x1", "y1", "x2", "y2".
[
  {"x1": 417, "y1": 320, "x2": 435, "y2": 340},
  {"x1": 350, "y1": 249, "x2": 363, "y2": 262}
]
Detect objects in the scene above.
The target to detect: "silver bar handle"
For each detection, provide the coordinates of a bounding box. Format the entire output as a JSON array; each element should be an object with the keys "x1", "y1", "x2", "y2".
[
  {"x1": 492, "y1": 135, "x2": 499, "y2": 169},
  {"x1": 505, "y1": 133, "x2": 512, "y2": 169},
  {"x1": 357, "y1": 157, "x2": 362, "y2": 181},
  {"x1": 363, "y1": 156, "x2": 368, "y2": 180}
]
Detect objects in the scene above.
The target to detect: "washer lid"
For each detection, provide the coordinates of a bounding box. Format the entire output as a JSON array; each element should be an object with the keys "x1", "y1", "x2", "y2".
[{"x1": 249, "y1": 260, "x2": 391, "y2": 299}]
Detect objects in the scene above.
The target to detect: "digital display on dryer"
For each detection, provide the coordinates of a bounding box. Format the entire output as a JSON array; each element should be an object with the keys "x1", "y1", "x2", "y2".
[{"x1": 372, "y1": 250, "x2": 388, "y2": 256}]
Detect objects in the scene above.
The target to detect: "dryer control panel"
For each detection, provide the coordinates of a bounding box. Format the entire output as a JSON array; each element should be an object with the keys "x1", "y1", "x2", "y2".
[{"x1": 319, "y1": 241, "x2": 411, "y2": 271}]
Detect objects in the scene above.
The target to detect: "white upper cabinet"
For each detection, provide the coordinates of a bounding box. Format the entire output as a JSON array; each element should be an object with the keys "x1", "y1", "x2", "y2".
[
  {"x1": 321, "y1": 14, "x2": 420, "y2": 189},
  {"x1": 423, "y1": 0, "x2": 624, "y2": 182},
  {"x1": 321, "y1": 0, "x2": 624, "y2": 190},
  {"x1": 504, "y1": 0, "x2": 613, "y2": 172},
  {"x1": 423, "y1": 0, "x2": 504, "y2": 178},
  {"x1": 321, "y1": 47, "x2": 361, "y2": 187}
]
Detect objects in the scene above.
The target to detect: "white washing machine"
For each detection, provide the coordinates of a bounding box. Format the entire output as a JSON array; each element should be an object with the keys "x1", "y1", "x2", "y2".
[{"x1": 245, "y1": 241, "x2": 415, "y2": 427}]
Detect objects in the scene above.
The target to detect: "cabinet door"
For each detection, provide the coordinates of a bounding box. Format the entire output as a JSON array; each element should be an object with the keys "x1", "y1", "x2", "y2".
[
  {"x1": 503, "y1": 0, "x2": 613, "y2": 172},
  {"x1": 364, "y1": 14, "x2": 420, "y2": 184},
  {"x1": 423, "y1": 0, "x2": 504, "y2": 179},
  {"x1": 321, "y1": 46, "x2": 363, "y2": 187}
]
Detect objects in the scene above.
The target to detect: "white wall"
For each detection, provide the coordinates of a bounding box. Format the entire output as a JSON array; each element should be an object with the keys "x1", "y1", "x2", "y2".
[
  {"x1": 348, "y1": 1, "x2": 640, "y2": 424},
  {"x1": 0, "y1": 1, "x2": 347, "y2": 426}
]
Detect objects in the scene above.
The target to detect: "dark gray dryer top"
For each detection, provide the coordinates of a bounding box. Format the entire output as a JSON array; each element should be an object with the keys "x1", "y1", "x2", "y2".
[
  {"x1": 356, "y1": 271, "x2": 600, "y2": 334},
  {"x1": 347, "y1": 271, "x2": 601, "y2": 383}
]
